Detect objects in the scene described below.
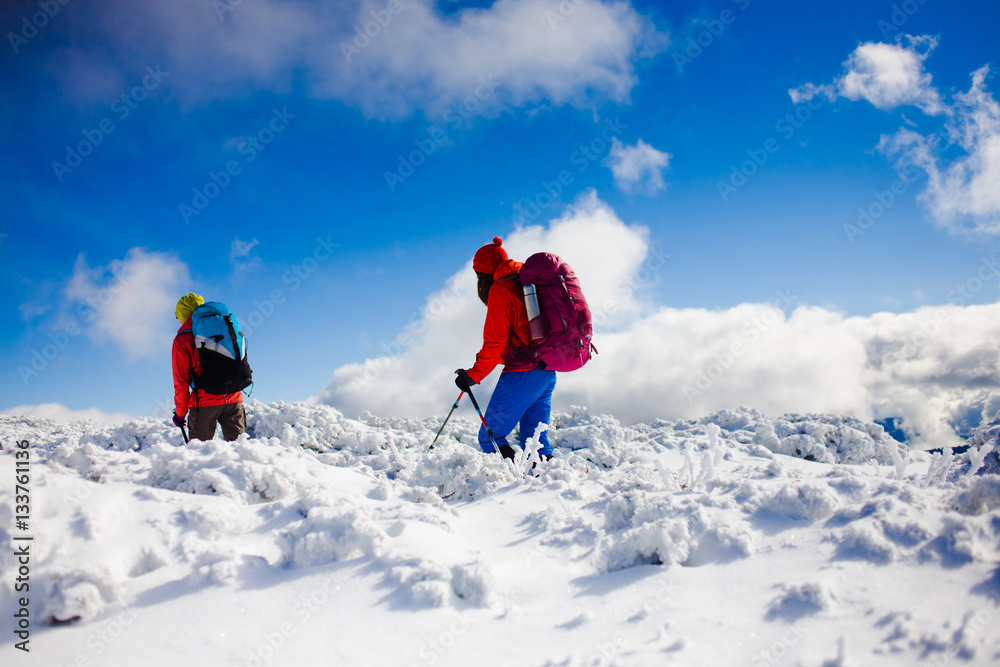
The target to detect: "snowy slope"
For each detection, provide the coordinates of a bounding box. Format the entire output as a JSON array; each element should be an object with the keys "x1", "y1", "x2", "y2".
[{"x1": 1, "y1": 401, "x2": 999, "y2": 666}]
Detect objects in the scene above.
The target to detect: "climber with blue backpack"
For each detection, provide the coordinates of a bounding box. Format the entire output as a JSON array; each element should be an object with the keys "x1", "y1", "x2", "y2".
[
  {"x1": 455, "y1": 237, "x2": 594, "y2": 461},
  {"x1": 171, "y1": 293, "x2": 253, "y2": 442}
]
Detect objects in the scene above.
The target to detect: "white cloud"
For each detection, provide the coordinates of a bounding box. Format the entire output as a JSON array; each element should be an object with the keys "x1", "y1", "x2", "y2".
[
  {"x1": 316, "y1": 195, "x2": 1000, "y2": 451},
  {"x1": 319, "y1": 0, "x2": 666, "y2": 117},
  {"x1": 607, "y1": 138, "x2": 671, "y2": 194},
  {"x1": 315, "y1": 191, "x2": 650, "y2": 416},
  {"x1": 2, "y1": 403, "x2": 135, "y2": 424},
  {"x1": 879, "y1": 66, "x2": 1000, "y2": 235},
  {"x1": 59, "y1": 0, "x2": 666, "y2": 118},
  {"x1": 795, "y1": 36, "x2": 1000, "y2": 235},
  {"x1": 65, "y1": 248, "x2": 192, "y2": 360},
  {"x1": 574, "y1": 301, "x2": 1000, "y2": 451},
  {"x1": 790, "y1": 35, "x2": 944, "y2": 114}
]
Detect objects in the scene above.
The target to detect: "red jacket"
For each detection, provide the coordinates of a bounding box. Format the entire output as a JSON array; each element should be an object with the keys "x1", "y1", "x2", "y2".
[
  {"x1": 468, "y1": 259, "x2": 535, "y2": 383},
  {"x1": 172, "y1": 319, "x2": 244, "y2": 418}
]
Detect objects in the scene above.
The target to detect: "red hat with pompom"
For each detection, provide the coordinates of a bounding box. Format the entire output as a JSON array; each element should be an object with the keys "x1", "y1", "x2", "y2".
[{"x1": 473, "y1": 237, "x2": 508, "y2": 274}]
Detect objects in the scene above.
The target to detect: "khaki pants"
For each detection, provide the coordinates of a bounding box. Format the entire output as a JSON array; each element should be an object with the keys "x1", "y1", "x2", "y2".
[{"x1": 188, "y1": 403, "x2": 246, "y2": 442}]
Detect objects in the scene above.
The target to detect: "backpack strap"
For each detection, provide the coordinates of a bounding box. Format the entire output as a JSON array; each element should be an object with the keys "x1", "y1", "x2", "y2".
[
  {"x1": 495, "y1": 274, "x2": 541, "y2": 369},
  {"x1": 496, "y1": 273, "x2": 525, "y2": 341}
]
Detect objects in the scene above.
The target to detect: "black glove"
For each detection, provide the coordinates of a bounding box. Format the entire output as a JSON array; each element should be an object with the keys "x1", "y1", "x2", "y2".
[{"x1": 454, "y1": 369, "x2": 476, "y2": 392}]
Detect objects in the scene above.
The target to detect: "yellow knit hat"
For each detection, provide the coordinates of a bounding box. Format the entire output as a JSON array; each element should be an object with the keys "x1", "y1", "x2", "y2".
[{"x1": 175, "y1": 293, "x2": 205, "y2": 322}]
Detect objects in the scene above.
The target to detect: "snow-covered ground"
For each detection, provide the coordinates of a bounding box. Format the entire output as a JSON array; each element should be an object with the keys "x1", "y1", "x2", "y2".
[{"x1": 2, "y1": 401, "x2": 999, "y2": 666}]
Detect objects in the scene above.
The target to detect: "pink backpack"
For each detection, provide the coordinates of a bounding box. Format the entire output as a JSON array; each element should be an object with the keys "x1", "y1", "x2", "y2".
[{"x1": 510, "y1": 252, "x2": 595, "y2": 372}]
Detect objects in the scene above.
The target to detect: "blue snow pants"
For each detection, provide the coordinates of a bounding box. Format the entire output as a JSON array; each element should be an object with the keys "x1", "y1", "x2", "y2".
[{"x1": 478, "y1": 369, "x2": 556, "y2": 456}]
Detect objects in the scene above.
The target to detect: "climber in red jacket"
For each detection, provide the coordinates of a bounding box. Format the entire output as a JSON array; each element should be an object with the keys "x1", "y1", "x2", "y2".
[
  {"x1": 456, "y1": 237, "x2": 555, "y2": 459},
  {"x1": 171, "y1": 293, "x2": 246, "y2": 442}
]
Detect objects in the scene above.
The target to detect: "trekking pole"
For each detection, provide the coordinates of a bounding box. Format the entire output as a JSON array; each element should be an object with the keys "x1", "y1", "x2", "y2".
[
  {"x1": 179, "y1": 423, "x2": 189, "y2": 444},
  {"x1": 430, "y1": 391, "x2": 464, "y2": 449},
  {"x1": 463, "y1": 386, "x2": 502, "y2": 455}
]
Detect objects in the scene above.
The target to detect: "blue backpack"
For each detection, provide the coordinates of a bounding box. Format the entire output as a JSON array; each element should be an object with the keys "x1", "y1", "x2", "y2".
[{"x1": 190, "y1": 302, "x2": 252, "y2": 395}]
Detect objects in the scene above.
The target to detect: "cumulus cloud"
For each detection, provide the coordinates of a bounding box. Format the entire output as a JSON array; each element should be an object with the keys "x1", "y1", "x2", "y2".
[
  {"x1": 64, "y1": 248, "x2": 192, "y2": 360},
  {"x1": 315, "y1": 191, "x2": 651, "y2": 416},
  {"x1": 794, "y1": 36, "x2": 1000, "y2": 235},
  {"x1": 316, "y1": 194, "x2": 1000, "y2": 450},
  {"x1": 879, "y1": 66, "x2": 1000, "y2": 235},
  {"x1": 1, "y1": 403, "x2": 135, "y2": 424},
  {"x1": 55, "y1": 0, "x2": 666, "y2": 117},
  {"x1": 516, "y1": 296, "x2": 1000, "y2": 450},
  {"x1": 607, "y1": 138, "x2": 671, "y2": 194},
  {"x1": 790, "y1": 35, "x2": 944, "y2": 114}
]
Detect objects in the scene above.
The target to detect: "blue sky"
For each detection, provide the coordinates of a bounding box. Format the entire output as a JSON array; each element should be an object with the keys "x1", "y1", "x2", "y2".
[{"x1": 2, "y1": 0, "x2": 999, "y2": 446}]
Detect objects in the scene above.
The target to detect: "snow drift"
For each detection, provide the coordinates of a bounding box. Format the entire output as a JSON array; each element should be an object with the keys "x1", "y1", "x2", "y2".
[{"x1": 1, "y1": 401, "x2": 998, "y2": 666}]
